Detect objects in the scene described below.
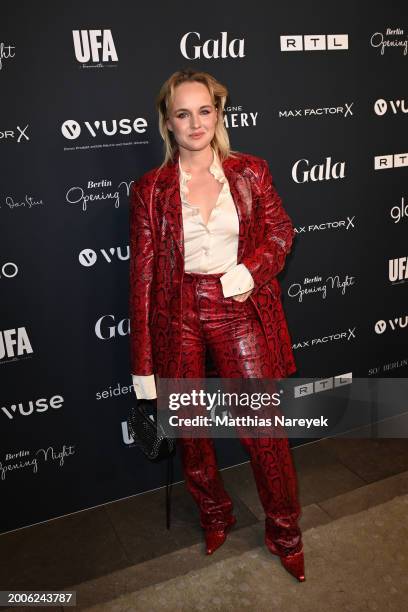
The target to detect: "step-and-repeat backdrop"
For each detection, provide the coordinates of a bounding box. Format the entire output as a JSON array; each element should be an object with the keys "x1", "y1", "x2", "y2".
[{"x1": 1, "y1": 1, "x2": 407, "y2": 534}]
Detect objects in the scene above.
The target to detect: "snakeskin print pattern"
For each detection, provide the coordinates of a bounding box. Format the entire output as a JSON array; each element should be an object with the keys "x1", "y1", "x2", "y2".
[
  {"x1": 129, "y1": 149, "x2": 297, "y2": 380},
  {"x1": 176, "y1": 272, "x2": 302, "y2": 553}
]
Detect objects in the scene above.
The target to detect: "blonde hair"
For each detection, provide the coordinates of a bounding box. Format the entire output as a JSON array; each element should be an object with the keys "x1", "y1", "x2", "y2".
[{"x1": 156, "y1": 68, "x2": 239, "y2": 168}]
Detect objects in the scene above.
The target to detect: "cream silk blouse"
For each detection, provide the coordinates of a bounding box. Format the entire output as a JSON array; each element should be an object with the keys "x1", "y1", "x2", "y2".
[{"x1": 132, "y1": 147, "x2": 254, "y2": 400}]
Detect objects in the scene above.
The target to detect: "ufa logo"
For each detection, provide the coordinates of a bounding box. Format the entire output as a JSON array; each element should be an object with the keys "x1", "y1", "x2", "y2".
[
  {"x1": 0, "y1": 327, "x2": 33, "y2": 360},
  {"x1": 72, "y1": 30, "x2": 118, "y2": 63}
]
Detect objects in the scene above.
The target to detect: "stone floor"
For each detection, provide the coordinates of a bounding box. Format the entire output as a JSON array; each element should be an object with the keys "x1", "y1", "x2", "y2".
[{"x1": 1, "y1": 438, "x2": 408, "y2": 611}]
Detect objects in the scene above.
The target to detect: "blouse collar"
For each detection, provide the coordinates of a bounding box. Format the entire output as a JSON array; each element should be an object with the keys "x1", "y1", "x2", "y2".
[{"x1": 178, "y1": 146, "x2": 226, "y2": 184}]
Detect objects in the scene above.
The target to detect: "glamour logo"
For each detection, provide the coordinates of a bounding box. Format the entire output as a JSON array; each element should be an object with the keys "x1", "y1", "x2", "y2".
[
  {"x1": 0, "y1": 42, "x2": 16, "y2": 70},
  {"x1": 389, "y1": 256, "x2": 408, "y2": 283},
  {"x1": 66, "y1": 179, "x2": 131, "y2": 212},
  {"x1": 294, "y1": 373, "x2": 352, "y2": 398},
  {"x1": 280, "y1": 34, "x2": 348, "y2": 51},
  {"x1": 280, "y1": 103, "x2": 354, "y2": 118},
  {"x1": 95, "y1": 315, "x2": 129, "y2": 340},
  {"x1": 293, "y1": 327, "x2": 356, "y2": 350},
  {"x1": 0, "y1": 327, "x2": 33, "y2": 360},
  {"x1": 0, "y1": 125, "x2": 29, "y2": 143},
  {"x1": 390, "y1": 197, "x2": 408, "y2": 223},
  {"x1": 1, "y1": 395, "x2": 64, "y2": 420},
  {"x1": 0, "y1": 261, "x2": 18, "y2": 279},
  {"x1": 288, "y1": 274, "x2": 355, "y2": 302},
  {"x1": 375, "y1": 316, "x2": 408, "y2": 334},
  {"x1": 61, "y1": 118, "x2": 147, "y2": 140},
  {"x1": 374, "y1": 98, "x2": 408, "y2": 115},
  {"x1": 292, "y1": 156, "x2": 346, "y2": 183},
  {"x1": 4, "y1": 195, "x2": 44, "y2": 210},
  {"x1": 370, "y1": 29, "x2": 407, "y2": 56},
  {"x1": 180, "y1": 32, "x2": 245, "y2": 59},
  {"x1": 79, "y1": 246, "x2": 129, "y2": 267},
  {"x1": 223, "y1": 105, "x2": 258, "y2": 128},
  {"x1": 72, "y1": 29, "x2": 118, "y2": 64},
  {"x1": 294, "y1": 216, "x2": 355, "y2": 234},
  {"x1": 374, "y1": 153, "x2": 408, "y2": 170}
]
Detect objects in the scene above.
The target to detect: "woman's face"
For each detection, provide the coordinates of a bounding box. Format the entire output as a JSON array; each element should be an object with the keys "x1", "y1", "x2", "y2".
[{"x1": 165, "y1": 81, "x2": 219, "y2": 153}]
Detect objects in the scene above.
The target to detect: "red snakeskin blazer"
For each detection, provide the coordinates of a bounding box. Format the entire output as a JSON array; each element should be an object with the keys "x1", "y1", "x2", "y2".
[{"x1": 129, "y1": 149, "x2": 297, "y2": 380}]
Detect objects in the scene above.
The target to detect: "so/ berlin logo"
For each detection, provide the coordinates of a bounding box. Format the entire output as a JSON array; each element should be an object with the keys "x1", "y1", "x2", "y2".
[{"x1": 72, "y1": 29, "x2": 118, "y2": 65}]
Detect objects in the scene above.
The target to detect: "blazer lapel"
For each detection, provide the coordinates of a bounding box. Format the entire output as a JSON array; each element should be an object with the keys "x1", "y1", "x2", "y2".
[{"x1": 160, "y1": 149, "x2": 251, "y2": 264}]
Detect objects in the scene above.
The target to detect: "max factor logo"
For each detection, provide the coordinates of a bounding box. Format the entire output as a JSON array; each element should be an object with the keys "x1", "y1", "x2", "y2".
[
  {"x1": 294, "y1": 373, "x2": 352, "y2": 398},
  {"x1": 79, "y1": 246, "x2": 129, "y2": 267},
  {"x1": 295, "y1": 216, "x2": 355, "y2": 233},
  {"x1": 72, "y1": 29, "x2": 118, "y2": 63},
  {"x1": 388, "y1": 256, "x2": 408, "y2": 283},
  {"x1": 375, "y1": 316, "x2": 408, "y2": 334},
  {"x1": 180, "y1": 32, "x2": 245, "y2": 59},
  {"x1": 0, "y1": 125, "x2": 29, "y2": 143},
  {"x1": 374, "y1": 153, "x2": 408, "y2": 170},
  {"x1": 292, "y1": 156, "x2": 345, "y2": 183},
  {"x1": 280, "y1": 34, "x2": 348, "y2": 51},
  {"x1": 279, "y1": 103, "x2": 354, "y2": 118},
  {"x1": 293, "y1": 328, "x2": 356, "y2": 349},
  {"x1": 374, "y1": 98, "x2": 408, "y2": 115}
]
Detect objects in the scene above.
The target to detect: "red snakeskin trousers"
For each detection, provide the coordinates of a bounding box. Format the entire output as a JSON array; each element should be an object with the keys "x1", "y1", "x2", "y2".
[{"x1": 177, "y1": 271, "x2": 302, "y2": 556}]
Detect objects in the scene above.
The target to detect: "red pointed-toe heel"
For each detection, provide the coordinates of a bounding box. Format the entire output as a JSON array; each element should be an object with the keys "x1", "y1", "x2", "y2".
[
  {"x1": 205, "y1": 515, "x2": 237, "y2": 555},
  {"x1": 266, "y1": 537, "x2": 305, "y2": 582},
  {"x1": 279, "y1": 547, "x2": 305, "y2": 582}
]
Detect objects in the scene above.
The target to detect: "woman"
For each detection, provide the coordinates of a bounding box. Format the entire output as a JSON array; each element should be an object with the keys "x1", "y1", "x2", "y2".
[{"x1": 129, "y1": 69, "x2": 305, "y2": 582}]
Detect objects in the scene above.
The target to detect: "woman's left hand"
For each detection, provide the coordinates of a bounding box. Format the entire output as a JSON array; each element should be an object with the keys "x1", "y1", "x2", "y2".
[{"x1": 232, "y1": 289, "x2": 253, "y2": 302}]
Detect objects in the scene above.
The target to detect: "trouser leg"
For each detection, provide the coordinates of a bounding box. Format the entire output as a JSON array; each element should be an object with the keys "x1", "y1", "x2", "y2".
[
  {"x1": 204, "y1": 290, "x2": 302, "y2": 555},
  {"x1": 177, "y1": 274, "x2": 234, "y2": 531}
]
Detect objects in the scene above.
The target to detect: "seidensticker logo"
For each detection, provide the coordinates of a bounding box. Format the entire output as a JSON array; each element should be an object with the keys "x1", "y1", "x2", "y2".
[
  {"x1": 79, "y1": 247, "x2": 129, "y2": 267},
  {"x1": 61, "y1": 118, "x2": 147, "y2": 140},
  {"x1": 73, "y1": 29, "x2": 118, "y2": 64}
]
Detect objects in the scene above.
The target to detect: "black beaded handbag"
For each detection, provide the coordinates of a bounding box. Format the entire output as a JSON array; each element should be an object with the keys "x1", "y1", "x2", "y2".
[{"x1": 127, "y1": 399, "x2": 176, "y2": 529}]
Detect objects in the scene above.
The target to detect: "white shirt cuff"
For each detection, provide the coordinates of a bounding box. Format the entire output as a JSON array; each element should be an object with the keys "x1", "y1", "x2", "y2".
[
  {"x1": 220, "y1": 263, "x2": 255, "y2": 298},
  {"x1": 132, "y1": 374, "x2": 157, "y2": 400}
]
